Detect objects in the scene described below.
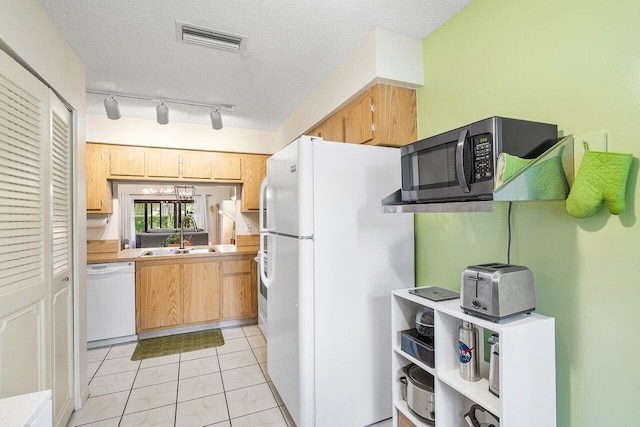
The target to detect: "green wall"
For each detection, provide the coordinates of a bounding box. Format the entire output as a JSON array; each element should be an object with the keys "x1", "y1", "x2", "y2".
[{"x1": 416, "y1": 1, "x2": 640, "y2": 425}]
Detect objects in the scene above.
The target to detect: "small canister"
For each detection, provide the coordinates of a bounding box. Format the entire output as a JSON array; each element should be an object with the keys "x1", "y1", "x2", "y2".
[{"x1": 458, "y1": 321, "x2": 480, "y2": 382}]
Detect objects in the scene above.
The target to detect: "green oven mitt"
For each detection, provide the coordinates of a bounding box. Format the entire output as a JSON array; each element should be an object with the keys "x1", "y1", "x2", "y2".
[{"x1": 566, "y1": 142, "x2": 632, "y2": 218}]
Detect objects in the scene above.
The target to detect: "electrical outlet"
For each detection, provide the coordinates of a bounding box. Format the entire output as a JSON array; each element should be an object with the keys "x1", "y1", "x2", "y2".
[{"x1": 247, "y1": 223, "x2": 252, "y2": 232}]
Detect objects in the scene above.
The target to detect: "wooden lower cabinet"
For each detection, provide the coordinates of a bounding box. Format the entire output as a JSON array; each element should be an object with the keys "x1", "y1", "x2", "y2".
[
  {"x1": 136, "y1": 263, "x2": 182, "y2": 331},
  {"x1": 222, "y1": 258, "x2": 257, "y2": 319},
  {"x1": 182, "y1": 261, "x2": 221, "y2": 324},
  {"x1": 136, "y1": 254, "x2": 256, "y2": 334}
]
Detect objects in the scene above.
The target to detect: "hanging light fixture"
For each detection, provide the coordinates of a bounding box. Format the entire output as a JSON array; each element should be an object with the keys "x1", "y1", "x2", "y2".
[
  {"x1": 174, "y1": 185, "x2": 196, "y2": 200},
  {"x1": 156, "y1": 102, "x2": 169, "y2": 125},
  {"x1": 210, "y1": 109, "x2": 223, "y2": 130},
  {"x1": 103, "y1": 96, "x2": 121, "y2": 120}
]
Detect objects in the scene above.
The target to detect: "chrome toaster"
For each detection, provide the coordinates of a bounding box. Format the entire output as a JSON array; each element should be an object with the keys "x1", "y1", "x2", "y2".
[{"x1": 461, "y1": 263, "x2": 535, "y2": 322}]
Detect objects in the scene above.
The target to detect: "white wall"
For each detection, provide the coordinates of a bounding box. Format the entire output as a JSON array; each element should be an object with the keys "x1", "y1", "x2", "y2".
[
  {"x1": 0, "y1": 0, "x2": 88, "y2": 409},
  {"x1": 87, "y1": 114, "x2": 277, "y2": 154}
]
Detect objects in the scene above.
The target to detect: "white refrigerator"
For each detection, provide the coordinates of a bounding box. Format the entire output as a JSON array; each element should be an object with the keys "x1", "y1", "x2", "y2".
[{"x1": 259, "y1": 136, "x2": 414, "y2": 426}]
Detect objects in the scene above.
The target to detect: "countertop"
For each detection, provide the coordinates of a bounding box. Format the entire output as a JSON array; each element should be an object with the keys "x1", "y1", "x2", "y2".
[{"x1": 87, "y1": 244, "x2": 259, "y2": 264}]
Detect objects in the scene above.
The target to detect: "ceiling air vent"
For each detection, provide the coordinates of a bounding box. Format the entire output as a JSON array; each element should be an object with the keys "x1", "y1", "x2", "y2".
[{"x1": 176, "y1": 22, "x2": 247, "y2": 53}]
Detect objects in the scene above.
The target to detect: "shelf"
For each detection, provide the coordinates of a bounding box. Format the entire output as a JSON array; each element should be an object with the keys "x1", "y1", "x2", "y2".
[
  {"x1": 393, "y1": 288, "x2": 549, "y2": 333},
  {"x1": 393, "y1": 346, "x2": 436, "y2": 377},
  {"x1": 382, "y1": 135, "x2": 575, "y2": 213},
  {"x1": 438, "y1": 368, "x2": 501, "y2": 417},
  {"x1": 391, "y1": 287, "x2": 556, "y2": 427},
  {"x1": 394, "y1": 400, "x2": 433, "y2": 427}
]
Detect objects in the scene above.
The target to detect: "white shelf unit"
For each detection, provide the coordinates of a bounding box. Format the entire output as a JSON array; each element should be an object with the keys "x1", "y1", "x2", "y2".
[{"x1": 391, "y1": 288, "x2": 556, "y2": 427}]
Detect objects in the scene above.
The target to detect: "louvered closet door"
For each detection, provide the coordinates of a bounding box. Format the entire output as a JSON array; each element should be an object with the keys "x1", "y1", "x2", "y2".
[
  {"x1": 50, "y1": 91, "x2": 74, "y2": 427},
  {"x1": 0, "y1": 50, "x2": 51, "y2": 398}
]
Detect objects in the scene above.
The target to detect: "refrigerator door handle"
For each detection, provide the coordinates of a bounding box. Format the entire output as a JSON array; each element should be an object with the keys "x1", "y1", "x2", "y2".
[
  {"x1": 259, "y1": 176, "x2": 269, "y2": 232},
  {"x1": 259, "y1": 233, "x2": 271, "y2": 288}
]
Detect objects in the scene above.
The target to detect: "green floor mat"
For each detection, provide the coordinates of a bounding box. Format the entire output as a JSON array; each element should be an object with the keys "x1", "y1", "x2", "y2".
[{"x1": 131, "y1": 329, "x2": 224, "y2": 361}]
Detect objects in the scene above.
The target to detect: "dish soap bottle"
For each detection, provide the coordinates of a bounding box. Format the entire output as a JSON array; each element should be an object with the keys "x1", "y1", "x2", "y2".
[{"x1": 459, "y1": 321, "x2": 480, "y2": 381}]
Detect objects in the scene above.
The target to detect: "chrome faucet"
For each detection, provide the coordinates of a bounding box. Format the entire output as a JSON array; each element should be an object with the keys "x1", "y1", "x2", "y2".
[{"x1": 179, "y1": 215, "x2": 197, "y2": 250}]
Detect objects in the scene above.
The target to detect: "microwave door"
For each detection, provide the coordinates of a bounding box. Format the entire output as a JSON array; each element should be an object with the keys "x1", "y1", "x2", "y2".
[{"x1": 456, "y1": 129, "x2": 471, "y2": 193}]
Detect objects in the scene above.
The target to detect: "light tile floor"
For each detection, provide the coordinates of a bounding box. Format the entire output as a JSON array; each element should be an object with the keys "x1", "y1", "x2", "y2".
[{"x1": 68, "y1": 325, "x2": 295, "y2": 427}]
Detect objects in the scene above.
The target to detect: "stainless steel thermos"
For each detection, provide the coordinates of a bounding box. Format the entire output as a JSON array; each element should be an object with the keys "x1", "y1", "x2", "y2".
[
  {"x1": 488, "y1": 333, "x2": 500, "y2": 396},
  {"x1": 459, "y1": 321, "x2": 480, "y2": 381}
]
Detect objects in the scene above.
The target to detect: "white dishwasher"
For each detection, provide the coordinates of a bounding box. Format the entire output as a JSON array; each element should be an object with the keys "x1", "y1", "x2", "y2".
[{"x1": 87, "y1": 262, "x2": 136, "y2": 347}]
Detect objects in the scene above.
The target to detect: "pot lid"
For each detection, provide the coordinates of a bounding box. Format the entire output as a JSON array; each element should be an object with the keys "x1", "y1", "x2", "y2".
[{"x1": 404, "y1": 364, "x2": 434, "y2": 391}]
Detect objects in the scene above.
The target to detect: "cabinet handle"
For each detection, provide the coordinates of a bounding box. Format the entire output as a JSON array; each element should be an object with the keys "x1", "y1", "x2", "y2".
[{"x1": 62, "y1": 277, "x2": 70, "y2": 282}]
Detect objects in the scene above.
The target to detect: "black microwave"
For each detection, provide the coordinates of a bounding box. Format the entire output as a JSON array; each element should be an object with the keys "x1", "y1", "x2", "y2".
[{"x1": 400, "y1": 117, "x2": 558, "y2": 203}]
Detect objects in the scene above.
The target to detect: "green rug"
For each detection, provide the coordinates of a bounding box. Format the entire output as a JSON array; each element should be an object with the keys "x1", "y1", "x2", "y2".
[{"x1": 131, "y1": 329, "x2": 224, "y2": 361}]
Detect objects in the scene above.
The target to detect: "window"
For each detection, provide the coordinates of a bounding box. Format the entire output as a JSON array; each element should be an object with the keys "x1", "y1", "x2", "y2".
[{"x1": 133, "y1": 199, "x2": 195, "y2": 233}]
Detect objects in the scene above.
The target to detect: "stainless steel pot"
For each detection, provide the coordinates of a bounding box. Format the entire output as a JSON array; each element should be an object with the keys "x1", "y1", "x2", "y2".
[{"x1": 399, "y1": 364, "x2": 435, "y2": 424}]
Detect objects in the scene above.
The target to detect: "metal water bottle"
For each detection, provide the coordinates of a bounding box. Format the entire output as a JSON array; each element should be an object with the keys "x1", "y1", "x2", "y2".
[
  {"x1": 459, "y1": 321, "x2": 480, "y2": 382},
  {"x1": 488, "y1": 333, "x2": 500, "y2": 397}
]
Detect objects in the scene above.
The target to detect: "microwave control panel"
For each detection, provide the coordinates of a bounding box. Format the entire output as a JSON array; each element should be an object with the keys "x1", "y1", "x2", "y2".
[{"x1": 472, "y1": 133, "x2": 493, "y2": 182}]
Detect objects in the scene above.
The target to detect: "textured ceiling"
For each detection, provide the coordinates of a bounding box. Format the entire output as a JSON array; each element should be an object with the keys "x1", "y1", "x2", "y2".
[{"x1": 39, "y1": 0, "x2": 471, "y2": 130}]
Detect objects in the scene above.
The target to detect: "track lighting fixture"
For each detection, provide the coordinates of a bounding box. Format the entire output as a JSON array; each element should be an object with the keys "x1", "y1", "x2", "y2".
[
  {"x1": 103, "y1": 96, "x2": 121, "y2": 120},
  {"x1": 210, "y1": 109, "x2": 223, "y2": 130},
  {"x1": 156, "y1": 103, "x2": 169, "y2": 125},
  {"x1": 90, "y1": 90, "x2": 232, "y2": 130}
]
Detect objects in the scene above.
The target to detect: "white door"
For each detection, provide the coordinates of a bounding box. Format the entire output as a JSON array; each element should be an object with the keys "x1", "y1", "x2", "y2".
[
  {"x1": 49, "y1": 91, "x2": 74, "y2": 427},
  {"x1": 0, "y1": 50, "x2": 51, "y2": 397}
]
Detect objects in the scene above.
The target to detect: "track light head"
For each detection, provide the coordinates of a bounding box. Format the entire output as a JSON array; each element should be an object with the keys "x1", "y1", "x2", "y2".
[
  {"x1": 156, "y1": 102, "x2": 169, "y2": 125},
  {"x1": 104, "y1": 96, "x2": 121, "y2": 120},
  {"x1": 210, "y1": 109, "x2": 223, "y2": 130}
]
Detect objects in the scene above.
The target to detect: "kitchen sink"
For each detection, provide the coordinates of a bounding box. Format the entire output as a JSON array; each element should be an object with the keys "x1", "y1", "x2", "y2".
[
  {"x1": 139, "y1": 247, "x2": 216, "y2": 257},
  {"x1": 185, "y1": 248, "x2": 217, "y2": 254},
  {"x1": 140, "y1": 249, "x2": 186, "y2": 256}
]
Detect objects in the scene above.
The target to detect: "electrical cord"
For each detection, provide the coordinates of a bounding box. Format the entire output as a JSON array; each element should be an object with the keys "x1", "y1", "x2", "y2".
[{"x1": 507, "y1": 201, "x2": 513, "y2": 265}]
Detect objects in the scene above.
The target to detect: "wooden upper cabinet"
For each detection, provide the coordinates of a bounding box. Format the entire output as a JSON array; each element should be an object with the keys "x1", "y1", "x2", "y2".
[
  {"x1": 109, "y1": 145, "x2": 145, "y2": 177},
  {"x1": 370, "y1": 84, "x2": 417, "y2": 147},
  {"x1": 344, "y1": 93, "x2": 374, "y2": 144},
  {"x1": 304, "y1": 83, "x2": 417, "y2": 147},
  {"x1": 180, "y1": 150, "x2": 212, "y2": 179},
  {"x1": 307, "y1": 113, "x2": 345, "y2": 142},
  {"x1": 241, "y1": 154, "x2": 268, "y2": 212},
  {"x1": 322, "y1": 113, "x2": 345, "y2": 142},
  {"x1": 212, "y1": 153, "x2": 242, "y2": 181},
  {"x1": 86, "y1": 143, "x2": 112, "y2": 213},
  {"x1": 147, "y1": 148, "x2": 180, "y2": 178}
]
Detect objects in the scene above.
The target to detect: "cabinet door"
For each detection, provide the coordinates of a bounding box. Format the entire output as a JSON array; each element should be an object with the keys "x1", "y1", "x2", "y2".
[
  {"x1": 212, "y1": 153, "x2": 242, "y2": 180},
  {"x1": 240, "y1": 155, "x2": 267, "y2": 212},
  {"x1": 306, "y1": 123, "x2": 323, "y2": 138},
  {"x1": 372, "y1": 84, "x2": 417, "y2": 147},
  {"x1": 86, "y1": 144, "x2": 112, "y2": 213},
  {"x1": 182, "y1": 261, "x2": 221, "y2": 324},
  {"x1": 137, "y1": 264, "x2": 182, "y2": 331},
  {"x1": 344, "y1": 92, "x2": 374, "y2": 144},
  {"x1": 222, "y1": 274, "x2": 254, "y2": 319},
  {"x1": 108, "y1": 145, "x2": 145, "y2": 177},
  {"x1": 321, "y1": 112, "x2": 345, "y2": 142},
  {"x1": 146, "y1": 148, "x2": 180, "y2": 178},
  {"x1": 306, "y1": 114, "x2": 344, "y2": 142},
  {"x1": 181, "y1": 151, "x2": 212, "y2": 179}
]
